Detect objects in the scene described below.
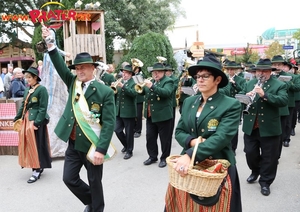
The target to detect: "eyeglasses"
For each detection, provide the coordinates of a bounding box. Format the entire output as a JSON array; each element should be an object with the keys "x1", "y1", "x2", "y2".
[{"x1": 194, "y1": 74, "x2": 212, "y2": 80}]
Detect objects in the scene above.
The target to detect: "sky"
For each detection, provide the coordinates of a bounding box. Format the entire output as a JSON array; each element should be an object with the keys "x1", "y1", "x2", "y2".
[{"x1": 176, "y1": 0, "x2": 299, "y2": 46}]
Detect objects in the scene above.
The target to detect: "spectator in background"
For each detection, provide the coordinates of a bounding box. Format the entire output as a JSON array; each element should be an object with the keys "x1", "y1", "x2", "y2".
[
  {"x1": 11, "y1": 67, "x2": 26, "y2": 98},
  {"x1": 1, "y1": 67, "x2": 7, "y2": 83},
  {"x1": 0, "y1": 76, "x2": 4, "y2": 98},
  {"x1": 37, "y1": 60, "x2": 43, "y2": 76},
  {"x1": 4, "y1": 65, "x2": 13, "y2": 96}
]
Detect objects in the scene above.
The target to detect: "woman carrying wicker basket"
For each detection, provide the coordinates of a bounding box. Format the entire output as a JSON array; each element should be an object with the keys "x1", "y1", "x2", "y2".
[{"x1": 165, "y1": 53, "x2": 242, "y2": 212}]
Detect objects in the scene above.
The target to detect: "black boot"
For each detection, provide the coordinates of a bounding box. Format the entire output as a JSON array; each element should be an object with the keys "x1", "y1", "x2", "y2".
[{"x1": 291, "y1": 128, "x2": 295, "y2": 136}]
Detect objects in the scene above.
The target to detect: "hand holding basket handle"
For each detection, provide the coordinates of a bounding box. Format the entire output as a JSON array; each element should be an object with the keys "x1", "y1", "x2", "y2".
[
  {"x1": 170, "y1": 136, "x2": 204, "y2": 177},
  {"x1": 166, "y1": 136, "x2": 230, "y2": 197}
]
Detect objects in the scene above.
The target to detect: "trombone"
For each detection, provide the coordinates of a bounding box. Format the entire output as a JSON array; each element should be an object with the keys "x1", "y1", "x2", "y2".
[
  {"x1": 134, "y1": 77, "x2": 153, "y2": 93},
  {"x1": 110, "y1": 78, "x2": 123, "y2": 94}
]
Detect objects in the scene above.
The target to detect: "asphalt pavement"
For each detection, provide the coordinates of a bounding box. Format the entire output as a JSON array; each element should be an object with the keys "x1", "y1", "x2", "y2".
[{"x1": 1, "y1": 108, "x2": 300, "y2": 212}]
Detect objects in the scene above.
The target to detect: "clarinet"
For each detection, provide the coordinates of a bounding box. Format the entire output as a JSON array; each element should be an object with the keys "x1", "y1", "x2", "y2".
[{"x1": 243, "y1": 76, "x2": 265, "y2": 115}]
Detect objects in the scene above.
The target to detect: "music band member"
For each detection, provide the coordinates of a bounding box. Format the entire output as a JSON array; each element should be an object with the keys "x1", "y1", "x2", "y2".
[
  {"x1": 101, "y1": 65, "x2": 115, "y2": 86},
  {"x1": 132, "y1": 58, "x2": 144, "y2": 138},
  {"x1": 178, "y1": 69, "x2": 196, "y2": 114},
  {"x1": 114, "y1": 65, "x2": 137, "y2": 159},
  {"x1": 165, "y1": 64, "x2": 178, "y2": 135},
  {"x1": 140, "y1": 62, "x2": 174, "y2": 168},
  {"x1": 221, "y1": 61, "x2": 246, "y2": 154},
  {"x1": 240, "y1": 59, "x2": 288, "y2": 196}
]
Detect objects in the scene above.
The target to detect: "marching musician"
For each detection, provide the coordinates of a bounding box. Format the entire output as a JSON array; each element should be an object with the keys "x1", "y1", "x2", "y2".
[
  {"x1": 240, "y1": 59, "x2": 288, "y2": 196},
  {"x1": 291, "y1": 62, "x2": 300, "y2": 136},
  {"x1": 139, "y1": 61, "x2": 174, "y2": 168},
  {"x1": 132, "y1": 59, "x2": 145, "y2": 138},
  {"x1": 220, "y1": 61, "x2": 246, "y2": 154},
  {"x1": 271, "y1": 55, "x2": 300, "y2": 148},
  {"x1": 114, "y1": 65, "x2": 137, "y2": 159},
  {"x1": 236, "y1": 63, "x2": 245, "y2": 78},
  {"x1": 177, "y1": 68, "x2": 196, "y2": 114},
  {"x1": 100, "y1": 63, "x2": 115, "y2": 86},
  {"x1": 165, "y1": 64, "x2": 178, "y2": 135},
  {"x1": 271, "y1": 55, "x2": 291, "y2": 160}
]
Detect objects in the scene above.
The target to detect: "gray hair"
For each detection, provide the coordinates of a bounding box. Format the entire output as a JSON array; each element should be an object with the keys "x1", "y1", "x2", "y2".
[{"x1": 13, "y1": 67, "x2": 23, "y2": 75}]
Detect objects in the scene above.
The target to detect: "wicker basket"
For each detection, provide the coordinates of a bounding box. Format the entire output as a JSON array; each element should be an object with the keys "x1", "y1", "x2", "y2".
[{"x1": 166, "y1": 137, "x2": 229, "y2": 197}]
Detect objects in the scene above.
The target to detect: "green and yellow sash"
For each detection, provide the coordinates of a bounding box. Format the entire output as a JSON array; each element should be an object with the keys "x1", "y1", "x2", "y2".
[{"x1": 72, "y1": 79, "x2": 116, "y2": 162}]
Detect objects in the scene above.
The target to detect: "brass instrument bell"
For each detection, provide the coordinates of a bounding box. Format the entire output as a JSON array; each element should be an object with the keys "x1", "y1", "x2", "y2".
[
  {"x1": 156, "y1": 56, "x2": 167, "y2": 64},
  {"x1": 110, "y1": 78, "x2": 123, "y2": 94},
  {"x1": 134, "y1": 77, "x2": 153, "y2": 93}
]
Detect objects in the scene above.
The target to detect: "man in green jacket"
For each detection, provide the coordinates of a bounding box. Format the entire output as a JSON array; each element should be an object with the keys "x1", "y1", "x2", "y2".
[
  {"x1": 271, "y1": 55, "x2": 300, "y2": 147},
  {"x1": 140, "y1": 62, "x2": 174, "y2": 168},
  {"x1": 221, "y1": 61, "x2": 246, "y2": 154},
  {"x1": 114, "y1": 64, "x2": 137, "y2": 159},
  {"x1": 240, "y1": 59, "x2": 288, "y2": 196},
  {"x1": 165, "y1": 64, "x2": 179, "y2": 135},
  {"x1": 42, "y1": 28, "x2": 116, "y2": 212}
]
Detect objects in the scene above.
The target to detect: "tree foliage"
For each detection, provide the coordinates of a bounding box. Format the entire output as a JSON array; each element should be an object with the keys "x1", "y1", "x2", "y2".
[
  {"x1": 119, "y1": 32, "x2": 177, "y2": 77},
  {"x1": 293, "y1": 29, "x2": 300, "y2": 41},
  {"x1": 264, "y1": 41, "x2": 284, "y2": 59}
]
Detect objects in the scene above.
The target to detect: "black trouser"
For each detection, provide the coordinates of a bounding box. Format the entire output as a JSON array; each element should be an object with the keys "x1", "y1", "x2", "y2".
[
  {"x1": 134, "y1": 102, "x2": 143, "y2": 134},
  {"x1": 231, "y1": 131, "x2": 239, "y2": 153},
  {"x1": 298, "y1": 102, "x2": 300, "y2": 121},
  {"x1": 115, "y1": 116, "x2": 135, "y2": 154},
  {"x1": 244, "y1": 129, "x2": 280, "y2": 187},
  {"x1": 171, "y1": 107, "x2": 176, "y2": 136},
  {"x1": 283, "y1": 107, "x2": 294, "y2": 143},
  {"x1": 279, "y1": 115, "x2": 288, "y2": 159},
  {"x1": 63, "y1": 140, "x2": 104, "y2": 212},
  {"x1": 146, "y1": 117, "x2": 173, "y2": 160},
  {"x1": 292, "y1": 100, "x2": 300, "y2": 129}
]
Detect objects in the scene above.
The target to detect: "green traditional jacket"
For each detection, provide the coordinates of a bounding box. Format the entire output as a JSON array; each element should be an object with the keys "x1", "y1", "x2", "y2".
[
  {"x1": 294, "y1": 74, "x2": 300, "y2": 101},
  {"x1": 101, "y1": 72, "x2": 115, "y2": 87},
  {"x1": 220, "y1": 75, "x2": 246, "y2": 98},
  {"x1": 115, "y1": 77, "x2": 137, "y2": 118},
  {"x1": 240, "y1": 77, "x2": 288, "y2": 137},
  {"x1": 175, "y1": 92, "x2": 240, "y2": 165},
  {"x1": 14, "y1": 85, "x2": 49, "y2": 127},
  {"x1": 278, "y1": 71, "x2": 300, "y2": 107},
  {"x1": 141, "y1": 75, "x2": 174, "y2": 122},
  {"x1": 48, "y1": 48, "x2": 116, "y2": 155},
  {"x1": 169, "y1": 74, "x2": 179, "y2": 107}
]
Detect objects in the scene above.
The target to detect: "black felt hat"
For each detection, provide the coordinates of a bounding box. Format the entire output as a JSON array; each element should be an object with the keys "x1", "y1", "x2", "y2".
[
  {"x1": 22, "y1": 67, "x2": 41, "y2": 81},
  {"x1": 224, "y1": 61, "x2": 241, "y2": 69},
  {"x1": 271, "y1": 55, "x2": 287, "y2": 64},
  {"x1": 122, "y1": 64, "x2": 135, "y2": 75},
  {"x1": 68, "y1": 52, "x2": 98, "y2": 70},
  {"x1": 150, "y1": 63, "x2": 166, "y2": 72},
  {"x1": 188, "y1": 53, "x2": 228, "y2": 88},
  {"x1": 254, "y1": 59, "x2": 277, "y2": 71}
]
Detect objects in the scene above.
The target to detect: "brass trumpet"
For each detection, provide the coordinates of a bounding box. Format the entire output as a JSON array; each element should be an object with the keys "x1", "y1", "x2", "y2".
[
  {"x1": 110, "y1": 78, "x2": 123, "y2": 94},
  {"x1": 134, "y1": 77, "x2": 153, "y2": 93}
]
